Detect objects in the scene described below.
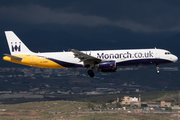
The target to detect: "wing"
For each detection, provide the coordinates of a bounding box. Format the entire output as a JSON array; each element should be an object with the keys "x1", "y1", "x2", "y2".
[
  {"x1": 4, "y1": 54, "x2": 23, "y2": 61},
  {"x1": 71, "y1": 49, "x2": 102, "y2": 67}
]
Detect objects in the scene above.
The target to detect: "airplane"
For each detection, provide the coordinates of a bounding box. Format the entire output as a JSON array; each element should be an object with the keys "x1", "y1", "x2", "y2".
[{"x1": 3, "y1": 31, "x2": 178, "y2": 77}]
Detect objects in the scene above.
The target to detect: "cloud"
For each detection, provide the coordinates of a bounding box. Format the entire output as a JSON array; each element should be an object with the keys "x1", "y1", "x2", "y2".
[{"x1": 0, "y1": 4, "x2": 178, "y2": 33}]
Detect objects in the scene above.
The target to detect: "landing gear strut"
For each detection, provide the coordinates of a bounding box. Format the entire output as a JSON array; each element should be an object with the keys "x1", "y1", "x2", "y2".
[
  {"x1": 156, "y1": 65, "x2": 160, "y2": 74},
  {"x1": 88, "y1": 70, "x2": 95, "y2": 77}
]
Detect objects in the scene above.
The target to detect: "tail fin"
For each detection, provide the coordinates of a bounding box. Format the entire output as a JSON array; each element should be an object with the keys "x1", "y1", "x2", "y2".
[{"x1": 5, "y1": 31, "x2": 32, "y2": 55}]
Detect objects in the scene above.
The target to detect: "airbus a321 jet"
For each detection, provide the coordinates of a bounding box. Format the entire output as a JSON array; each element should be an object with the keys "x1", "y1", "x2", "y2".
[{"x1": 3, "y1": 31, "x2": 178, "y2": 77}]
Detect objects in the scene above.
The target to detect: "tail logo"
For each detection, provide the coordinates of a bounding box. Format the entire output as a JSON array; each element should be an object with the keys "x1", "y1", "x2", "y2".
[{"x1": 11, "y1": 42, "x2": 21, "y2": 52}]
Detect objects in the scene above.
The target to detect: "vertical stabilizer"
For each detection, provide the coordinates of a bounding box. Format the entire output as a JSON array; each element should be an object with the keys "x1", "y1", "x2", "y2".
[{"x1": 5, "y1": 31, "x2": 32, "y2": 55}]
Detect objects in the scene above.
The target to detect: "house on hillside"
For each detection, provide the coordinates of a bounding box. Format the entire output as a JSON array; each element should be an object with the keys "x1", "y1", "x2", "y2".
[
  {"x1": 121, "y1": 96, "x2": 139, "y2": 106},
  {"x1": 161, "y1": 101, "x2": 171, "y2": 107}
]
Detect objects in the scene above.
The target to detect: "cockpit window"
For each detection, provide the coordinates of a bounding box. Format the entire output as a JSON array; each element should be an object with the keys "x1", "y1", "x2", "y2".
[{"x1": 165, "y1": 52, "x2": 171, "y2": 55}]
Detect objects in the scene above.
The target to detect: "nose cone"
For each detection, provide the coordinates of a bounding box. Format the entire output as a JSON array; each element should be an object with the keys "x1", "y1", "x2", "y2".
[{"x1": 173, "y1": 55, "x2": 178, "y2": 62}]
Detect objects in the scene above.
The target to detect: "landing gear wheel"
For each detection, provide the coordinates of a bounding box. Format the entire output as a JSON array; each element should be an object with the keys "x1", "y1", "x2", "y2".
[
  {"x1": 156, "y1": 65, "x2": 160, "y2": 74},
  {"x1": 88, "y1": 70, "x2": 95, "y2": 77}
]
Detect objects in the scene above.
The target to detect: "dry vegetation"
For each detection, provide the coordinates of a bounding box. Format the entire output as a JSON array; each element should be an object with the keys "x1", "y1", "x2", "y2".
[
  {"x1": 0, "y1": 100, "x2": 87, "y2": 120},
  {"x1": 0, "y1": 91, "x2": 179, "y2": 119},
  {"x1": 0, "y1": 100, "x2": 179, "y2": 120}
]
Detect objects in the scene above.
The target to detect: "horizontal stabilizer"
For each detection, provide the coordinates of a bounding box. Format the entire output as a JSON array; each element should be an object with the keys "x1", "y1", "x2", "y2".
[{"x1": 4, "y1": 54, "x2": 23, "y2": 61}]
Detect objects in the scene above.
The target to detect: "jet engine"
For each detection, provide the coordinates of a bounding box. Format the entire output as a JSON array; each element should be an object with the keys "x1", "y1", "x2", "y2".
[{"x1": 97, "y1": 61, "x2": 118, "y2": 72}]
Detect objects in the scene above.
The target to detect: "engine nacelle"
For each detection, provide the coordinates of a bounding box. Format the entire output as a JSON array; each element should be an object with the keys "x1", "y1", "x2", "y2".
[
  {"x1": 97, "y1": 61, "x2": 117, "y2": 72},
  {"x1": 97, "y1": 61, "x2": 116, "y2": 69},
  {"x1": 98, "y1": 67, "x2": 118, "y2": 72}
]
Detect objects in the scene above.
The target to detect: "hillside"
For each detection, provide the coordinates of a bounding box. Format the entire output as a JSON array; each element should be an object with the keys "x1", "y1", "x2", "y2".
[{"x1": 0, "y1": 98, "x2": 178, "y2": 120}]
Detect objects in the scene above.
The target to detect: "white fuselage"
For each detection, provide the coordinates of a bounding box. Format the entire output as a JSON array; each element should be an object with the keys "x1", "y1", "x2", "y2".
[{"x1": 27, "y1": 48, "x2": 177, "y2": 68}]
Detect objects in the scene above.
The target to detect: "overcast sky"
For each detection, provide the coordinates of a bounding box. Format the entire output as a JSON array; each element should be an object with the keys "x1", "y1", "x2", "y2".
[
  {"x1": 1, "y1": 0, "x2": 180, "y2": 33},
  {"x1": 0, "y1": 0, "x2": 179, "y2": 67}
]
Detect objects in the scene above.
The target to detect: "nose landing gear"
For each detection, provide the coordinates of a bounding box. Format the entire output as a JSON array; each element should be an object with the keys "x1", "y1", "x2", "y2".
[{"x1": 156, "y1": 65, "x2": 160, "y2": 74}]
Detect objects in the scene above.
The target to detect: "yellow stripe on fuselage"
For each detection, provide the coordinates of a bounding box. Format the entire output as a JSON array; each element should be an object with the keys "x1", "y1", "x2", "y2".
[{"x1": 3, "y1": 54, "x2": 66, "y2": 69}]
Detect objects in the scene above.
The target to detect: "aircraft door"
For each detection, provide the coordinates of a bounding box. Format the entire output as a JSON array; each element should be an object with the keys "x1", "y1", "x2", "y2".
[
  {"x1": 155, "y1": 49, "x2": 160, "y2": 58},
  {"x1": 31, "y1": 55, "x2": 36, "y2": 63}
]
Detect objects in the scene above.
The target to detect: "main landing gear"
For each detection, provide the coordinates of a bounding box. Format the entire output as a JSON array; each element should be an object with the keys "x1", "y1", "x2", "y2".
[
  {"x1": 88, "y1": 70, "x2": 95, "y2": 77},
  {"x1": 156, "y1": 65, "x2": 160, "y2": 74}
]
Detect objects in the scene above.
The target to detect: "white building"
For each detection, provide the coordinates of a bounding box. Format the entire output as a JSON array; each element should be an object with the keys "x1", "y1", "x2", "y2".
[{"x1": 132, "y1": 97, "x2": 138, "y2": 102}]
